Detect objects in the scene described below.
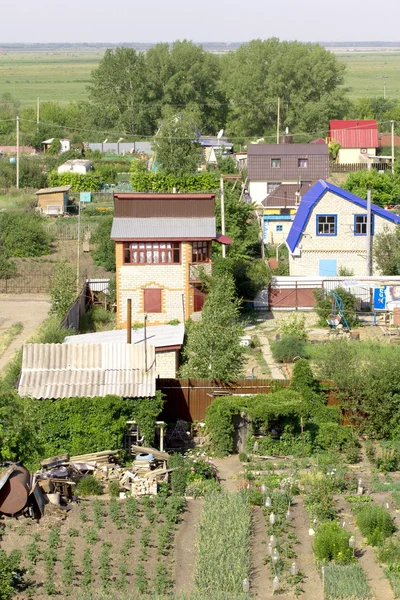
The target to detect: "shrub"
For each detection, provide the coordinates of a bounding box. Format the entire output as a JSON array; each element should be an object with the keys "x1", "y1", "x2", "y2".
[
  {"x1": 278, "y1": 313, "x2": 308, "y2": 341},
  {"x1": 271, "y1": 336, "x2": 308, "y2": 363},
  {"x1": 108, "y1": 481, "x2": 120, "y2": 497},
  {"x1": 185, "y1": 479, "x2": 221, "y2": 498},
  {"x1": 49, "y1": 260, "x2": 76, "y2": 319},
  {"x1": 314, "y1": 422, "x2": 359, "y2": 458},
  {"x1": 0, "y1": 549, "x2": 25, "y2": 600},
  {"x1": 313, "y1": 521, "x2": 353, "y2": 564},
  {"x1": 91, "y1": 216, "x2": 115, "y2": 272},
  {"x1": 77, "y1": 476, "x2": 103, "y2": 497},
  {"x1": 0, "y1": 212, "x2": 52, "y2": 258},
  {"x1": 356, "y1": 505, "x2": 395, "y2": 546},
  {"x1": 314, "y1": 287, "x2": 359, "y2": 328}
]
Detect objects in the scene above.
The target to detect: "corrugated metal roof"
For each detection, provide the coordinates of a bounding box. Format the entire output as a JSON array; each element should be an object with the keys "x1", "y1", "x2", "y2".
[
  {"x1": 329, "y1": 120, "x2": 378, "y2": 148},
  {"x1": 286, "y1": 180, "x2": 400, "y2": 253},
  {"x1": 262, "y1": 183, "x2": 312, "y2": 207},
  {"x1": 111, "y1": 217, "x2": 216, "y2": 240},
  {"x1": 35, "y1": 186, "x2": 72, "y2": 195},
  {"x1": 113, "y1": 195, "x2": 216, "y2": 219},
  {"x1": 64, "y1": 324, "x2": 185, "y2": 349},
  {"x1": 18, "y1": 343, "x2": 155, "y2": 399},
  {"x1": 248, "y1": 144, "x2": 328, "y2": 156}
]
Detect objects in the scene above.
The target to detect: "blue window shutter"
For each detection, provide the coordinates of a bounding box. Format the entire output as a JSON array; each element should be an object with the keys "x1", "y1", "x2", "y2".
[{"x1": 319, "y1": 259, "x2": 337, "y2": 277}]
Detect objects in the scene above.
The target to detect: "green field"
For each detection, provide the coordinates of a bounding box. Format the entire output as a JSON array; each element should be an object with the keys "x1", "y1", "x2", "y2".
[
  {"x1": 0, "y1": 51, "x2": 103, "y2": 105},
  {"x1": 1, "y1": 49, "x2": 400, "y2": 106},
  {"x1": 337, "y1": 51, "x2": 400, "y2": 100}
]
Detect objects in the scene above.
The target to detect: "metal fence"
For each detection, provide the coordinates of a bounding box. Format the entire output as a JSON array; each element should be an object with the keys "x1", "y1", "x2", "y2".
[
  {"x1": 0, "y1": 272, "x2": 52, "y2": 294},
  {"x1": 45, "y1": 221, "x2": 100, "y2": 240}
]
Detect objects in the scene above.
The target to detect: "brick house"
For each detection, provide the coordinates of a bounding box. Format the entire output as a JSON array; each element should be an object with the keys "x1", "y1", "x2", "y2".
[
  {"x1": 248, "y1": 143, "x2": 329, "y2": 206},
  {"x1": 111, "y1": 193, "x2": 231, "y2": 328},
  {"x1": 328, "y1": 120, "x2": 378, "y2": 164},
  {"x1": 286, "y1": 180, "x2": 400, "y2": 277}
]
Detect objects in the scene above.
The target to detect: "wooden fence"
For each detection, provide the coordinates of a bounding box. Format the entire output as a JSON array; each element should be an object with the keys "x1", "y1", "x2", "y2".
[
  {"x1": 330, "y1": 162, "x2": 391, "y2": 173},
  {"x1": 45, "y1": 221, "x2": 100, "y2": 240},
  {"x1": 157, "y1": 378, "x2": 289, "y2": 422}
]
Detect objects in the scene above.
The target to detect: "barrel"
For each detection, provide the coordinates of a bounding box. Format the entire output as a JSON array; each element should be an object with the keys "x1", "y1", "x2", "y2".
[{"x1": 0, "y1": 466, "x2": 30, "y2": 515}]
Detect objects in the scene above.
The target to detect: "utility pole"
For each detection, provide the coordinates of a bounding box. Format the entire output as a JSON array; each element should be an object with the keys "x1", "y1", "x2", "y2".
[
  {"x1": 37, "y1": 97, "x2": 40, "y2": 133},
  {"x1": 76, "y1": 200, "x2": 81, "y2": 293},
  {"x1": 391, "y1": 120, "x2": 395, "y2": 174},
  {"x1": 366, "y1": 189, "x2": 372, "y2": 276},
  {"x1": 276, "y1": 97, "x2": 280, "y2": 144},
  {"x1": 220, "y1": 174, "x2": 226, "y2": 258},
  {"x1": 16, "y1": 116, "x2": 20, "y2": 189}
]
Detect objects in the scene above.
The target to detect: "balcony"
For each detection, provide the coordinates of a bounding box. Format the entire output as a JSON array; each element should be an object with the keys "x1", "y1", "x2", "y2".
[{"x1": 189, "y1": 262, "x2": 213, "y2": 282}]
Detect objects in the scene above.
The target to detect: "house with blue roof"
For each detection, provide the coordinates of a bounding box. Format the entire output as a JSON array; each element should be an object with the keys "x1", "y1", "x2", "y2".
[{"x1": 286, "y1": 180, "x2": 400, "y2": 277}]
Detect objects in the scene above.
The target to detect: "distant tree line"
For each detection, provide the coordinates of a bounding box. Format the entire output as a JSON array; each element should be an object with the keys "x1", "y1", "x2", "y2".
[{"x1": 4, "y1": 38, "x2": 398, "y2": 147}]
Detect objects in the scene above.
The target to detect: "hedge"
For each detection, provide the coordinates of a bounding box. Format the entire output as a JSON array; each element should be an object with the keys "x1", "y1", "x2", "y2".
[{"x1": 130, "y1": 170, "x2": 219, "y2": 192}]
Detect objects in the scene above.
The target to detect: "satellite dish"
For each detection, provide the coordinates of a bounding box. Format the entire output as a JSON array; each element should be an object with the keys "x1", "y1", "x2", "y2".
[{"x1": 217, "y1": 129, "x2": 224, "y2": 139}]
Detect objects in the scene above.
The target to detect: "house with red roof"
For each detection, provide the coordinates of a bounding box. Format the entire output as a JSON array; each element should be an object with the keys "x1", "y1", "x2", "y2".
[{"x1": 328, "y1": 120, "x2": 379, "y2": 165}]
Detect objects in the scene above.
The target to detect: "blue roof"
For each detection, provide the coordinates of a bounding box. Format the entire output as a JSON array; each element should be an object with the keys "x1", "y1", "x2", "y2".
[{"x1": 286, "y1": 180, "x2": 400, "y2": 253}]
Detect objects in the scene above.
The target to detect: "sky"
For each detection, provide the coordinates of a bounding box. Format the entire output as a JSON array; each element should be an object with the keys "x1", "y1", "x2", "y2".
[{"x1": 2, "y1": 0, "x2": 400, "y2": 44}]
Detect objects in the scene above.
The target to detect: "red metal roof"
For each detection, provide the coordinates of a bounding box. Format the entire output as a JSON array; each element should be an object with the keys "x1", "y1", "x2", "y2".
[{"x1": 328, "y1": 120, "x2": 378, "y2": 149}]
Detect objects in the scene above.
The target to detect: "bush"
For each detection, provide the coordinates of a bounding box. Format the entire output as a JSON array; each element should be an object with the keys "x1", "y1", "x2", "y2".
[
  {"x1": 185, "y1": 479, "x2": 221, "y2": 498},
  {"x1": 49, "y1": 260, "x2": 76, "y2": 319},
  {"x1": 314, "y1": 287, "x2": 359, "y2": 329},
  {"x1": 314, "y1": 422, "x2": 360, "y2": 461},
  {"x1": 0, "y1": 549, "x2": 25, "y2": 600},
  {"x1": 356, "y1": 505, "x2": 395, "y2": 546},
  {"x1": 271, "y1": 336, "x2": 308, "y2": 363},
  {"x1": 0, "y1": 212, "x2": 52, "y2": 257},
  {"x1": 130, "y1": 170, "x2": 218, "y2": 193},
  {"x1": 91, "y1": 216, "x2": 115, "y2": 272},
  {"x1": 278, "y1": 313, "x2": 308, "y2": 341},
  {"x1": 313, "y1": 520, "x2": 353, "y2": 564},
  {"x1": 108, "y1": 481, "x2": 120, "y2": 497},
  {"x1": 77, "y1": 476, "x2": 103, "y2": 497}
]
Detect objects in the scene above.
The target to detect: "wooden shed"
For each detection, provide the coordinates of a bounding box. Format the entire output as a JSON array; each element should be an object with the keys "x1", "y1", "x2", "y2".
[{"x1": 35, "y1": 186, "x2": 71, "y2": 216}]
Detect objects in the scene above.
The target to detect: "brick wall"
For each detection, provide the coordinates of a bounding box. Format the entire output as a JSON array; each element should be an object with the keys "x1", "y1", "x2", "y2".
[
  {"x1": 155, "y1": 350, "x2": 178, "y2": 378},
  {"x1": 289, "y1": 191, "x2": 396, "y2": 277},
  {"x1": 116, "y1": 241, "x2": 193, "y2": 327}
]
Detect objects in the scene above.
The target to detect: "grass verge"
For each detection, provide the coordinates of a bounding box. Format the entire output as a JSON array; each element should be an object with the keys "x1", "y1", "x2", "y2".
[{"x1": 0, "y1": 322, "x2": 23, "y2": 357}]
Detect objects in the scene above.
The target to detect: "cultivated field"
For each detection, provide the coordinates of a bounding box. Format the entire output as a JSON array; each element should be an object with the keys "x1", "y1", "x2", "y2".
[{"x1": 1, "y1": 49, "x2": 400, "y2": 106}]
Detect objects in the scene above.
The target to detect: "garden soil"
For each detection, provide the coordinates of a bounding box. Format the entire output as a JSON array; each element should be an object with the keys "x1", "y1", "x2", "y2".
[
  {"x1": 0, "y1": 294, "x2": 50, "y2": 373},
  {"x1": 173, "y1": 498, "x2": 202, "y2": 594}
]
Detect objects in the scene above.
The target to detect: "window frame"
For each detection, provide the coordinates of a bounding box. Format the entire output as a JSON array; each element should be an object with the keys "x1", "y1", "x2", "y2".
[
  {"x1": 316, "y1": 214, "x2": 337, "y2": 237},
  {"x1": 276, "y1": 224, "x2": 283, "y2": 232},
  {"x1": 271, "y1": 158, "x2": 281, "y2": 168},
  {"x1": 267, "y1": 182, "x2": 281, "y2": 194},
  {"x1": 298, "y1": 158, "x2": 308, "y2": 168},
  {"x1": 354, "y1": 214, "x2": 374, "y2": 236},
  {"x1": 192, "y1": 241, "x2": 210, "y2": 263},
  {"x1": 123, "y1": 241, "x2": 181, "y2": 265}
]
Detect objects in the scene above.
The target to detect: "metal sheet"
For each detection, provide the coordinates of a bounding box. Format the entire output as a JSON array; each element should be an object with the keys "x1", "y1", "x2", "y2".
[
  {"x1": 111, "y1": 217, "x2": 216, "y2": 240},
  {"x1": 0, "y1": 466, "x2": 30, "y2": 515},
  {"x1": 18, "y1": 343, "x2": 156, "y2": 399}
]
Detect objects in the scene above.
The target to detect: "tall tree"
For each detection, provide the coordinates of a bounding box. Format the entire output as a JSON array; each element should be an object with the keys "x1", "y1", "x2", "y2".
[
  {"x1": 180, "y1": 274, "x2": 245, "y2": 381},
  {"x1": 153, "y1": 109, "x2": 201, "y2": 175},
  {"x1": 221, "y1": 39, "x2": 347, "y2": 138},
  {"x1": 146, "y1": 40, "x2": 227, "y2": 133},
  {"x1": 88, "y1": 48, "x2": 152, "y2": 135},
  {"x1": 373, "y1": 226, "x2": 400, "y2": 275}
]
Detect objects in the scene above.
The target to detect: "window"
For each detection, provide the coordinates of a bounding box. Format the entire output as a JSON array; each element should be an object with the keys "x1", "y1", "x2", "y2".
[
  {"x1": 361, "y1": 148, "x2": 367, "y2": 154},
  {"x1": 354, "y1": 214, "x2": 374, "y2": 236},
  {"x1": 276, "y1": 224, "x2": 283, "y2": 232},
  {"x1": 267, "y1": 182, "x2": 281, "y2": 194},
  {"x1": 144, "y1": 288, "x2": 162, "y2": 313},
  {"x1": 192, "y1": 241, "x2": 209, "y2": 263},
  {"x1": 123, "y1": 242, "x2": 180, "y2": 264},
  {"x1": 298, "y1": 158, "x2": 308, "y2": 168},
  {"x1": 271, "y1": 158, "x2": 281, "y2": 168},
  {"x1": 317, "y1": 214, "x2": 337, "y2": 236}
]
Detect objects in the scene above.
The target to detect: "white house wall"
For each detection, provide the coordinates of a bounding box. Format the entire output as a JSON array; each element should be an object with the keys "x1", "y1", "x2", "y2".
[
  {"x1": 337, "y1": 148, "x2": 376, "y2": 164},
  {"x1": 249, "y1": 181, "x2": 267, "y2": 204},
  {"x1": 289, "y1": 190, "x2": 397, "y2": 277}
]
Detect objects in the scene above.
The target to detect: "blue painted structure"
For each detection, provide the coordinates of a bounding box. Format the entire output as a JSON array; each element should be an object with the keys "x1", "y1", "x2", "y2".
[{"x1": 286, "y1": 180, "x2": 400, "y2": 253}]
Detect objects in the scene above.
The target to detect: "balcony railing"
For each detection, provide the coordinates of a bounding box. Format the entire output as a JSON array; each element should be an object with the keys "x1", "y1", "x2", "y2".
[{"x1": 189, "y1": 262, "x2": 213, "y2": 281}]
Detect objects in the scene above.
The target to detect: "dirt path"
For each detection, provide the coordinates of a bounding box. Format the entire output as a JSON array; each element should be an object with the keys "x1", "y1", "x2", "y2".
[
  {"x1": 256, "y1": 332, "x2": 286, "y2": 380},
  {"x1": 173, "y1": 498, "x2": 203, "y2": 595},
  {"x1": 291, "y1": 498, "x2": 324, "y2": 600},
  {"x1": 0, "y1": 295, "x2": 50, "y2": 372},
  {"x1": 250, "y1": 506, "x2": 281, "y2": 599},
  {"x1": 213, "y1": 455, "x2": 242, "y2": 492},
  {"x1": 336, "y1": 496, "x2": 395, "y2": 600}
]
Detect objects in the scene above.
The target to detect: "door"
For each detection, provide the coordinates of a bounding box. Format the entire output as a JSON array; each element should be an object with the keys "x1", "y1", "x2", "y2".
[
  {"x1": 319, "y1": 259, "x2": 337, "y2": 277},
  {"x1": 193, "y1": 286, "x2": 207, "y2": 312}
]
